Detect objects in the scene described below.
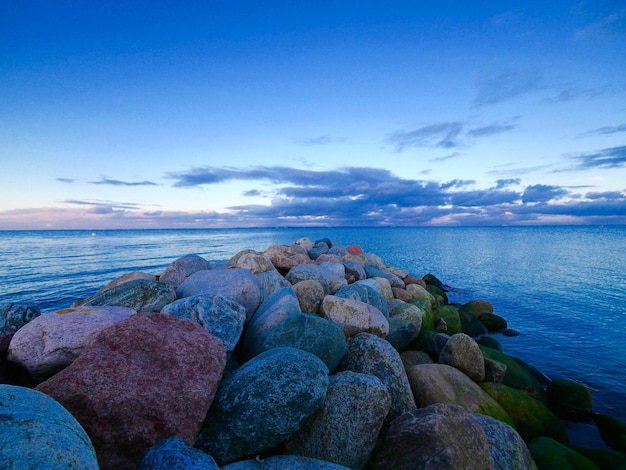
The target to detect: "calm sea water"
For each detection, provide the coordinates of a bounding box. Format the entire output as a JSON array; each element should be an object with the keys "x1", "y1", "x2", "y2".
[{"x1": 1, "y1": 226, "x2": 625, "y2": 419}]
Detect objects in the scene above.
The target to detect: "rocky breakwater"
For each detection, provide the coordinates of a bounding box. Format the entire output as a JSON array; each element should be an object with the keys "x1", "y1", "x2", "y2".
[{"x1": 1, "y1": 237, "x2": 625, "y2": 469}]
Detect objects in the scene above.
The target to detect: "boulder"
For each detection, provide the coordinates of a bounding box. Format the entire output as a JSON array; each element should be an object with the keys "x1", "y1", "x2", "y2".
[
  {"x1": 472, "y1": 413, "x2": 537, "y2": 470},
  {"x1": 528, "y1": 437, "x2": 598, "y2": 470},
  {"x1": 195, "y1": 347, "x2": 329, "y2": 465},
  {"x1": 338, "y1": 333, "x2": 416, "y2": 421},
  {"x1": 592, "y1": 413, "x2": 626, "y2": 452},
  {"x1": 284, "y1": 371, "x2": 391, "y2": 469},
  {"x1": 254, "y1": 269, "x2": 291, "y2": 303},
  {"x1": 569, "y1": 445, "x2": 626, "y2": 470},
  {"x1": 176, "y1": 268, "x2": 261, "y2": 321},
  {"x1": 294, "y1": 237, "x2": 315, "y2": 251},
  {"x1": 292, "y1": 279, "x2": 325, "y2": 314},
  {"x1": 433, "y1": 305, "x2": 462, "y2": 334},
  {"x1": 369, "y1": 403, "x2": 493, "y2": 469},
  {"x1": 161, "y1": 294, "x2": 246, "y2": 359},
  {"x1": 232, "y1": 252, "x2": 275, "y2": 274},
  {"x1": 320, "y1": 295, "x2": 388, "y2": 338},
  {"x1": 478, "y1": 336, "x2": 504, "y2": 352},
  {"x1": 0, "y1": 333, "x2": 36, "y2": 387},
  {"x1": 480, "y1": 382, "x2": 568, "y2": 444},
  {"x1": 74, "y1": 279, "x2": 176, "y2": 312},
  {"x1": 480, "y1": 313, "x2": 509, "y2": 332},
  {"x1": 36, "y1": 313, "x2": 226, "y2": 470},
  {"x1": 0, "y1": 301, "x2": 41, "y2": 334},
  {"x1": 386, "y1": 317, "x2": 419, "y2": 351},
  {"x1": 406, "y1": 363, "x2": 513, "y2": 426},
  {"x1": 546, "y1": 379, "x2": 593, "y2": 421},
  {"x1": 400, "y1": 350, "x2": 434, "y2": 369},
  {"x1": 221, "y1": 455, "x2": 350, "y2": 469},
  {"x1": 460, "y1": 300, "x2": 494, "y2": 318},
  {"x1": 390, "y1": 301, "x2": 423, "y2": 332},
  {"x1": 334, "y1": 283, "x2": 389, "y2": 316},
  {"x1": 0, "y1": 384, "x2": 98, "y2": 469},
  {"x1": 159, "y1": 254, "x2": 212, "y2": 290},
  {"x1": 364, "y1": 265, "x2": 404, "y2": 288},
  {"x1": 459, "y1": 308, "x2": 489, "y2": 337},
  {"x1": 286, "y1": 263, "x2": 346, "y2": 294},
  {"x1": 345, "y1": 244, "x2": 364, "y2": 255},
  {"x1": 97, "y1": 271, "x2": 157, "y2": 293},
  {"x1": 342, "y1": 260, "x2": 366, "y2": 282},
  {"x1": 438, "y1": 332, "x2": 486, "y2": 382},
  {"x1": 264, "y1": 244, "x2": 310, "y2": 271},
  {"x1": 7, "y1": 306, "x2": 135, "y2": 378},
  {"x1": 138, "y1": 437, "x2": 219, "y2": 470}
]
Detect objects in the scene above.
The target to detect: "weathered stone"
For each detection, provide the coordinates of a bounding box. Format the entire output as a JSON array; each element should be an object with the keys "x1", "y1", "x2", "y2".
[
  {"x1": 342, "y1": 260, "x2": 366, "y2": 283},
  {"x1": 460, "y1": 299, "x2": 494, "y2": 318},
  {"x1": 480, "y1": 313, "x2": 509, "y2": 332},
  {"x1": 294, "y1": 237, "x2": 315, "y2": 251},
  {"x1": 328, "y1": 244, "x2": 347, "y2": 257},
  {"x1": 320, "y1": 295, "x2": 389, "y2": 338},
  {"x1": 263, "y1": 244, "x2": 309, "y2": 271},
  {"x1": 254, "y1": 269, "x2": 291, "y2": 304},
  {"x1": 546, "y1": 378, "x2": 593, "y2": 421},
  {"x1": 176, "y1": 268, "x2": 261, "y2": 321},
  {"x1": 36, "y1": 313, "x2": 226, "y2": 470},
  {"x1": 438, "y1": 332, "x2": 486, "y2": 382},
  {"x1": 528, "y1": 437, "x2": 598, "y2": 469},
  {"x1": 401, "y1": 350, "x2": 434, "y2": 369},
  {"x1": 338, "y1": 333, "x2": 416, "y2": 421},
  {"x1": 386, "y1": 317, "x2": 419, "y2": 351},
  {"x1": 74, "y1": 279, "x2": 176, "y2": 312},
  {"x1": 478, "y1": 336, "x2": 504, "y2": 352},
  {"x1": 472, "y1": 413, "x2": 537, "y2": 470},
  {"x1": 480, "y1": 382, "x2": 568, "y2": 444},
  {"x1": 345, "y1": 244, "x2": 364, "y2": 255},
  {"x1": 406, "y1": 363, "x2": 513, "y2": 426},
  {"x1": 7, "y1": 306, "x2": 135, "y2": 378},
  {"x1": 284, "y1": 371, "x2": 391, "y2": 469},
  {"x1": 593, "y1": 413, "x2": 626, "y2": 452},
  {"x1": 97, "y1": 271, "x2": 157, "y2": 293},
  {"x1": 286, "y1": 263, "x2": 346, "y2": 294},
  {"x1": 370, "y1": 403, "x2": 493, "y2": 469},
  {"x1": 369, "y1": 277, "x2": 394, "y2": 302},
  {"x1": 161, "y1": 294, "x2": 245, "y2": 359},
  {"x1": 292, "y1": 279, "x2": 325, "y2": 314},
  {"x1": 0, "y1": 385, "x2": 98, "y2": 469},
  {"x1": 195, "y1": 347, "x2": 329, "y2": 465},
  {"x1": 460, "y1": 308, "x2": 489, "y2": 337},
  {"x1": 334, "y1": 283, "x2": 389, "y2": 316},
  {"x1": 138, "y1": 437, "x2": 219, "y2": 470},
  {"x1": 433, "y1": 305, "x2": 462, "y2": 334},
  {"x1": 403, "y1": 275, "x2": 426, "y2": 287},
  {"x1": 406, "y1": 283, "x2": 437, "y2": 309},
  {"x1": 159, "y1": 254, "x2": 213, "y2": 290},
  {"x1": 391, "y1": 287, "x2": 414, "y2": 302},
  {"x1": 232, "y1": 252, "x2": 275, "y2": 274},
  {"x1": 484, "y1": 357, "x2": 508, "y2": 383},
  {"x1": 0, "y1": 302, "x2": 41, "y2": 334}
]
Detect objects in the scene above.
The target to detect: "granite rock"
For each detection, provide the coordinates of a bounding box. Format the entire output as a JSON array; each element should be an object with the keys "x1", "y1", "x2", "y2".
[
  {"x1": 159, "y1": 254, "x2": 212, "y2": 290},
  {"x1": 138, "y1": 437, "x2": 219, "y2": 470},
  {"x1": 0, "y1": 301, "x2": 41, "y2": 334},
  {"x1": 74, "y1": 279, "x2": 176, "y2": 312},
  {"x1": 438, "y1": 332, "x2": 486, "y2": 382},
  {"x1": 320, "y1": 295, "x2": 389, "y2": 338}
]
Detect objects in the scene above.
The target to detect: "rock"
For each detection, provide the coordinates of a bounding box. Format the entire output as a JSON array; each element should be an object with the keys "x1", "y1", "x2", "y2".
[
  {"x1": 369, "y1": 403, "x2": 493, "y2": 470},
  {"x1": 528, "y1": 437, "x2": 598, "y2": 470},
  {"x1": 138, "y1": 437, "x2": 219, "y2": 470},
  {"x1": 345, "y1": 244, "x2": 364, "y2": 255},
  {"x1": 433, "y1": 305, "x2": 462, "y2": 334},
  {"x1": 386, "y1": 317, "x2": 419, "y2": 351},
  {"x1": 292, "y1": 279, "x2": 325, "y2": 314},
  {"x1": 546, "y1": 379, "x2": 593, "y2": 421},
  {"x1": 315, "y1": 238, "x2": 333, "y2": 248},
  {"x1": 328, "y1": 244, "x2": 347, "y2": 257},
  {"x1": 309, "y1": 245, "x2": 330, "y2": 260},
  {"x1": 176, "y1": 268, "x2": 261, "y2": 321},
  {"x1": 74, "y1": 279, "x2": 176, "y2": 312},
  {"x1": 160, "y1": 254, "x2": 213, "y2": 290},
  {"x1": 320, "y1": 295, "x2": 389, "y2": 338},
  {"x1": 1, "y1": 333, "x2": 36, "y2": 386},
  {"x1": 254, "y1": 269, "x2": 291, "y2": 304},
  {"x1": 405, "y1": 283, "x2": 437, "y2": 313},
  {"x1": 433, "y1": 332, "x2": 452, "y2": 356},
  {"x1": 221, "y1": 455, "x2": 350, "y2": 469},
  {"x1": 36, "y1": 313, "x2": 226, "y2": 470},
  {"x1": 460, "y1": 300, "x2": 494, "y2": 318},
  {"x1": 438, "y1": 332, "x2": 486, "y2": 382},
  {"x1": 0, "y1": 301, "x2": 41, "y2": 334},
  {"x1": 570, "y1": 445, "x2": 626, "y2": 470},
  {"x1": 286, "y1": 263, "x2": 346, "y2": 294},
  {"x1": 364, "y1": 265, "x2": 404, "y2": 288},
  {"x1": 195, "y1": 347, "x2": 329, "y2": 465},
  {"x1": 232, "y1": 252, "x2": 275, "y2": 274},
  {"x1": 484, "y1": 357, "x2": 508, "y2": 384},
  {"x1": 472, "y1": 413, "x2": 537, "y2": 470},
  {"x1": 480, "y1": 382, "x2": 568, "y2": 444},
  {"x1": 389, "y1": 301, "x2": 423, "y2": 333},
  {"x1": 478, "y1": 336, "x2": 504, "y2": 352},
  {"x1": 410, "y1": 328, "x2": 440, "y2": 357},
  {"x1": 368, "y1": 277, "x2": 395, "y2": 302},
  {"x1": 426, "y1": 283, "x2": 449, "y2": 305},
  {"x1": 161, "y1": 294, "x2": 246, "y2": 359},
  {"x1": 406, "y1": 363, "x2": 513, "y2": 426},
  {"x1": 338, "y1": 333, "x2": 416, "y2": 421},
  {"x1": 480, "y1": 313, "x2": 509, "y2": 332},
  {"x1": 592, "y1": 413, "x2": 626, "y2": 452},
  {"x1": 403, "y1": 275, "x2": 426, "y2": 286},
  {"x1": 283, "y1": 371, "x2": 391, "y2": 469},
  {"x1": 459, "y1": 307, "x2": 489, "y2": 337},
  {"x1": 334, "y1": 283, "x2": 389, "y2": 316},
  {"x1": 7, "y1": 305, "x2": 135, "y2": 378},
  {"x1": 342, "y1": 260, "x2": 366, "y2": 282},
  {"x1": 0, "y1": 384, "x2": 98, "y2": 469},
  {"x1": 400, "y1": 350, "x2": 434, "y2": 369},
  {"x1": 263, "y1": 244, "x2": 310, "y2": 271},
  {"x1": 295, "y1": 237, "x2": 315, "y2": 251},
  {"x1": 97, "y1": 271, "x2": 157, "y2": 293},
  {"x1": 391, "y1": 286, "x2": 414, "y2": 302}
]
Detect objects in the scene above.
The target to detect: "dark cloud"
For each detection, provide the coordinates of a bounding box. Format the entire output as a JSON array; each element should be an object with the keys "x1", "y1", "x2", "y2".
[
  {"x1": 581, "y1": 123, "x2": 626, "y2": 136},
  {"x1": 473, "y1": 70, "x2": 545, "y2": 107},
  {"x1": 386, "y1": 122, "x2": 463, "y2": 151},
  {"x1": 89, "y1": 177, "x2": 158, "y2": 187},
  {"x1": 522, "y1": 184, "x2": 569, "y2": 203},
  {"x1": 243, "y1": 189, "x2": 263, "y2": 197},
  {"x1": 570, "y1": 145, "x2": 626, "y2": 169},
  {"x1": 584, "y1": 191, "x2": 625, "y2": 200},
  {"x1": 495, "y1": 178, "x2": 521, "y2": 189}
]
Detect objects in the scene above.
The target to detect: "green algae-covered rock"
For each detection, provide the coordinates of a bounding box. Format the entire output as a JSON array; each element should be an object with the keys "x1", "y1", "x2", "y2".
[
  {"x1": 592, "y1": 413, "x2": 626, "y2": 452},
  {"x1": 459, "y1": 308, "x2": 488, "y2": 337},
  {"x1": 481, "y1": 382, "x2": 568, "y2": 444},
  {"x1": 479, "y1": 345, "x2": 546, "y2": 401},
  {"x1": 433, "y1": 305, "x2": 462, "y2": 334},
  {"x1": 546, "y1": 379, "x2": 593, "y2": 421},
  {"x1": 409, "y1": 328, "x2": 439, "y2": 357},
  {"x1": 459, "y1": 300, "x2": 494, "y2": 318},
  {"x1": 528, "y1": 437, "x2": 598, "y2": 470},
  {"x1": 570, "y1": 445, "x2": 626, "y2": 470},
  {"x1": 478, "y1": 336, "x2": 503, "y2": 352},
  {"x1": 425, "y1": 284, "x2": 448, "y2": 305},
  {"x1": 479, "y1": 313, "x2": 508, "y2": 332}
]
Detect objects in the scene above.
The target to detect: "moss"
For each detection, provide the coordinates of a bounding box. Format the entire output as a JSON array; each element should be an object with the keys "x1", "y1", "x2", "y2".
[{"x1": 528, "y1": 437, "x2": 598, "y2": 470}]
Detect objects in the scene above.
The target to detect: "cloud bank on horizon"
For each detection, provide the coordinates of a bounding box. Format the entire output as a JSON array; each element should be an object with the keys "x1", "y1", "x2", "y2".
[{"x1": 0, "y1": 1, "x2": 625, "y2": 229}]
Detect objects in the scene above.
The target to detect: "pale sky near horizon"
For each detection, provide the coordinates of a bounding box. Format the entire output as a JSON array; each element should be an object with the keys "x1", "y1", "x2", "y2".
[{"x1": 1, "y1": 1, "x2": 625, "y2": 229}]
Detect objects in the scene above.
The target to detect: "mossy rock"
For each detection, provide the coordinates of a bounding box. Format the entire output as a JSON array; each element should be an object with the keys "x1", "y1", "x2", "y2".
[
  {"x1": 425, "y1": 284, "x2": 448, "y2": 305},
  {"x1": 479, "y1": 313, "x2": 508, "y2": 332},
  {"x1": 528, "y1": 437, "x2": 598, "y2": 470},
  {"x1": 432, "y1": 305, "x2": 461, "y2": 335},
  {"x1": 570, "y1": 445, "x2": 626, "y2": 470},
  {"x1": 409, "y1": 329, "x2": 439, "y2": 358},
  {"x1": 481, "y1": 382, "x2": 568, "y2": 444},
  {"x1": 592, "y1": 413, "x2": 626, "y2": 452},
  {"x1": 458, "y1": 300, "x2": 493, "y2": 318},
  {"x1": 479, "y1": 345, "x2": 546, "y2": 402},
  {"x1": 546, "y1": 379, "x2": 593, "y2": 421},
  {"x1": 413, "y1": 302, "x2": 435, "y2": 331},
  {"x1": 477, "y1": 336, "x2": 503, "y2": 352},
  {"x1": 459, "y1": 308, "x2": 488, "y2": 337}
]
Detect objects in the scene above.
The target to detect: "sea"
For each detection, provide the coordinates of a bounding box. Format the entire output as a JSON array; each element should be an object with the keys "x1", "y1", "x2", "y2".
[{"x1": 1, "y1": 226, "x2": 625, "y2": 420}]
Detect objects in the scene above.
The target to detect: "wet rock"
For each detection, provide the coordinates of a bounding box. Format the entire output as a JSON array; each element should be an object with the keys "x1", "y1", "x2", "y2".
[
  {"x1": 195, "y1": 347, "x2": 329, "y2": 465},
  {"x1": 400, "y1": 350, "x2": 434, "y2": 369},
  {"x1": 7, "y1": 306, "x2": 135, "y2": 378},
  {"x1": 74, "y1": 279, "x2": 176, "y2": 312},
  {"x1": 459, "y1": 299, "x2": 494, "y2": 318},
  {"x1": 546, "y1": 379, "x2": 593, "y2": 421},
  {"x1": 0, "y1": 384, "x2": 98, "y2": 470},
  {"x1": 36, "y1": 313, "x2": 226, "y2": 470},
  {"x1": 386, "y1": 317, "x2": 419, "y2": 351},
  {"x1": 593, "y1": 413, "x2": 626, "y2": 452},
  {"x1": 320, "y1": 295, "x2": 389, "y2": 338},
  {"x1": 160, "y1": 254, "x2": 212, "y2": 290},
  {"x1": 0, "y1": 301, "x2": 41, "y2": 334},
  {"x1": 433, "y1": 305, "x2": 462, "y2": 334},
  {"x1": 97, "y1": 271, "x2": 157, "y2": 293},
  {"x1": 438, "y1": 332, "x2": 486, "y2": 382},
  {"x1": 284, "y1": 371, "x2": 391, "y2": 469},
  {"x1": 254, "y1": 269, "x2": 292, "y2": 304},
  {"x1": 138, "y1": 437, "x2": 219, "y2": 470},
  {"x1": 528, "y1": 437, "x2": 597, "y2": 469},
  {"x1": 480, "y1": 313, "x2": 509, "y2": 332}
]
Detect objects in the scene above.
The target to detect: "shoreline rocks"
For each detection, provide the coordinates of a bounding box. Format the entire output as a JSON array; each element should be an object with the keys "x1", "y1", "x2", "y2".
[{"x1": 1, "y1": 236, "x2": 623, "y2": 469}]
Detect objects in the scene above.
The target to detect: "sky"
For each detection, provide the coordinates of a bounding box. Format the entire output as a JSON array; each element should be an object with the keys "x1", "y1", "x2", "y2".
[{"x1": 1, "y1": 1, "x2": 625, "y2": 229}]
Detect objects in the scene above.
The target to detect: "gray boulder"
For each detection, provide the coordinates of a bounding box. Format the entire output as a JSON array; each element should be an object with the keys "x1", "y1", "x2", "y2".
[
  {"x1": 74, "y1": 279, "x2": 176, "y2": 312},
  {"x1": 292, "y1": 279, "x2": 325, "y2": 314},
  {"x1": 0, "y1": 302, "x2": 41, "y2": 334},
  {"x1": 438, "y1": 332, "x2": 486, "y2": 382},
  {"x1": 254, "y1": 269, "x2": 291, "y2": 304},
  {"x1": 334, "y1": 283, "x2": 389, "y2": 316},
  {"x1": 159, "y1": 254, "x2": 212, "y2": 290}
]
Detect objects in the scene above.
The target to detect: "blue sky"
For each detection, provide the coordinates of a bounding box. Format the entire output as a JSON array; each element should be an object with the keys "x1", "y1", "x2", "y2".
[{"x1": 1, "y1": 1, "x2": 625, "y2": 229}]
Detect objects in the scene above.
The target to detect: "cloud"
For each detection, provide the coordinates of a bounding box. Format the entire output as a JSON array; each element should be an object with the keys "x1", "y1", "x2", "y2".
[
  {"x1": 56, "y1": 178, "x2": 76, "y2": 183},
  {"x1": 570, "y1": 145, "x2": 626, "y2": 170},
  {"x1": 495, "y1": 178, "x2": 521, "y2": 189},
  {"x1": 386, "y1": 122, "x2": 464, "y2": 151},
  {"x1": 543, "y1": 84, "x2": 622, "y2": 104},
  {"x1": 574, "y1": 9, "x2": 626, "y2": 40},
  {"x1": 62, "y1": 199, "x2": 144, "y2": 210},
  {"x1": 467, "y1": 122, "x2": 518, "y2": 138},
  {"x1": 473, "y1": 70, "x2": 546, "y2": 107},
  {"x1": 89, "y1": 177, "x2": 158, "y2": 187},
  {"x1": 296, "y1": 135, "x2": 347, "y2": 146},
  {"x1": 581, "y1": 123, "x2": 626, "y2": 136},
  {"x1": 522, "y1": 184, "x2": 569, "y2": 203}
]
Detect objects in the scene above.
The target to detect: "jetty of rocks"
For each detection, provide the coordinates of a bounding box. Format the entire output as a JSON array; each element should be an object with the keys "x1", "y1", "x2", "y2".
[{"x1": 1, "y1": 237, "x2": 625, "y2": 469}]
